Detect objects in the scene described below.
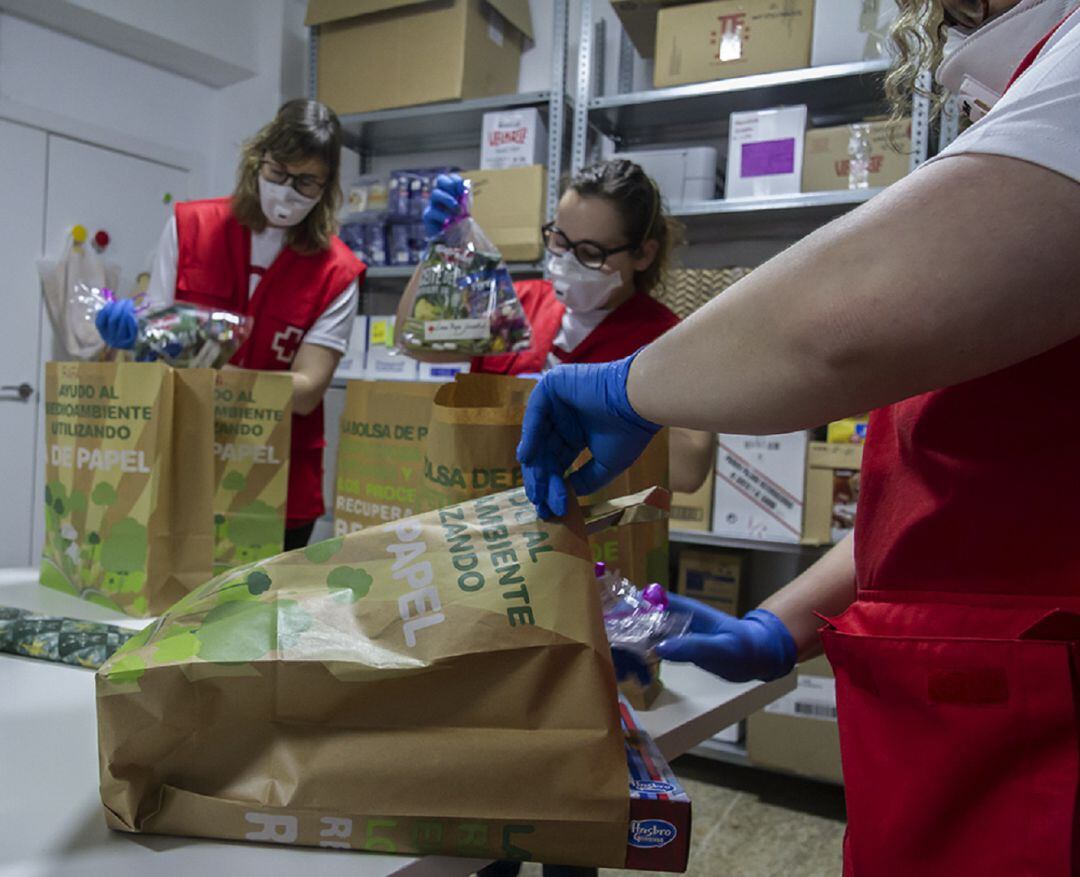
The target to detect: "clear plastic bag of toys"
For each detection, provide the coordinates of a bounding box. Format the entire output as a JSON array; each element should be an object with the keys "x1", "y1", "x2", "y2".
[
  {"x1": 595, "y1": 562, "x2": 692, "y2": 656},
  {"x1": 400, "y1": 189, "x2": 532, "y2": 356},
  {"x1": 133, "y1": 304, "x2": 253, "y2": 368}
]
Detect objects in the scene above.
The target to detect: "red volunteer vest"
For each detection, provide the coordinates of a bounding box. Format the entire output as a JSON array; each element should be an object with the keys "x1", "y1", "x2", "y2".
[
  {"x1": 175, "y1": 198, "x2": 365, "y2": 527},
  {"x1": 820, "y1": 15, "x2": 1080, "y2": 876},
  {"x1": 471, "y1": 279, "x2": 680, "y2": 374}
]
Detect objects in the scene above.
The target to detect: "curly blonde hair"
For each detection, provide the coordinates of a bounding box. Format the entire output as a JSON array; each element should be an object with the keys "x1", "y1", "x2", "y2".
[
  {"x1": 886, "y1": 0, "x2": 948, "y2": 121},
  {"x1": 232, "y1": 99, "x2": 344, "y2": 255}
]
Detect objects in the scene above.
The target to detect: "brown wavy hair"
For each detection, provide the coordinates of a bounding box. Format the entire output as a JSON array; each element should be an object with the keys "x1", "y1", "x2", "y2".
[
  {"x1": 886, "y1": 0, "x2": 948, "y2": 122},
  {"x1": 567, "y1": 159, "x2": 684, "y2": 296},
  {"x1": 232, "y1": 99, "x2": 344, "y2": 254}
]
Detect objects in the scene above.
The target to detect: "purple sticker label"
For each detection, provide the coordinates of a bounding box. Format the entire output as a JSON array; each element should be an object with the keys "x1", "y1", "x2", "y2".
[{"x1": 741, "y1": 138, "x2": 796, "y2": 178}]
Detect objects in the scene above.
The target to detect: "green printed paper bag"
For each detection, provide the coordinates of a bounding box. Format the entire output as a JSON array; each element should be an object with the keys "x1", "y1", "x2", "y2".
[
  {"x1": 42, "y1": 361, "x2": 215, "y2": 617},
  {"x1": 334, "y1": 380, "x2": 440, "y2": 534},
  {"x1": 418, "y1": 373, "x2": 534, "y2": 511},
  {"x1": 213, "y1": 370, "x2": 292, "y2": 573},
  {"x1": 96, "y1": 487, "x2": 669, "y2": 866}
]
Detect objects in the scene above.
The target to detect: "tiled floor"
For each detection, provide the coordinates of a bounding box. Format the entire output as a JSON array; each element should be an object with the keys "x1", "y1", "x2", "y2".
[{"x1": 515, "y1": 756, "x2": 847, "y2": 877}]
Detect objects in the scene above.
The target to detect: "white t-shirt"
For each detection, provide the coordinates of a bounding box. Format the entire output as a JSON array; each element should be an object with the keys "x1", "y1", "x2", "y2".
[
  {"x1": 145, "y1": 215, "x2": 359, "y2": 355},
  {"x1": 929, "y1": 10, "x2": 1080, "y2": 183}
]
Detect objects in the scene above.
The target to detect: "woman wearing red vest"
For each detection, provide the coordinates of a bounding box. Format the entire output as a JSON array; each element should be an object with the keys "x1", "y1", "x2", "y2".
[
  {"x1": 519, "y1": 1, "x2": 1080, "y2": 873},
  {"x1": 97, "y1": 100, "x2": 365, "y2": 550},
  {"x1": 395, "y1": 159, "x2": 715, "y2": 494}
]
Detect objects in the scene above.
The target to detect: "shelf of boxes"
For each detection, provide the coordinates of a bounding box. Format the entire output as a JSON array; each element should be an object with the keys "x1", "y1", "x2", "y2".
[
  {"x1": 670, "y1": 529, "x2": 829, "y2": 556},
  {"x1": 588, "y1": 59, "x2": 891, "y2": 150},
  {"x1": 338, "y1": 90, "x2": 568, "y2": 156}
]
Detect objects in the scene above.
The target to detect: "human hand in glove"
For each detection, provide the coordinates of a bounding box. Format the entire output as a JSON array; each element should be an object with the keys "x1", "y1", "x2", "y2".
[
  {"x1": 516, "y1": 353, "x2": 660, "y2": 519},
  {"x1": 655, "y1": 593, "x2": 797, "y2": 683},
  {"x1": 95, "y1": 299, "x2": 138, "y2": 350},
  {"x1": 422, "y1": 173, "x2": 466, "y2": 239}
]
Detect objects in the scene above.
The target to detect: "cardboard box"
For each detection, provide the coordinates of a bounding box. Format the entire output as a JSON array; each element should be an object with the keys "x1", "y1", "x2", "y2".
[
  {"x1": 463, "y1": 164, "x2": 546, "y2": 262},
  {"x1": 748, "y1": 655, "x2": 842, "y2": 783},
  {"x1": 481, "y1": 108, "x2": 547, "y2": 170},
  {"x1": 725, "y1": 105, "x2": 807, "y2": 199},
  {"x1": 335, "y1": 315, "x2": 369, "y2": 379},
  {"x1": 676, "y1": 548, "x2": 741, "y2": 615},
  {"x1": 612, "y1": 147, "x2": 718, "y2": 205},
  {"x1": 713, "y1": 432, "x2": 808, "y2": 543},
  {"x1": 654, "y1": 0, "x2": 814, "y2": 89},
  {"x1": 671, "y1": 467, "x2": 714, "y2": 532},
  {"x1": 811, "y1": 0, "x2": 897, "y2": 67},
  {"x1": 610, "y1": 0, "x2": 700, "y2": 59},
  {"x1": 307, "y1": 0, "x2": 533, "y2": 116},
  {"x1": 803, "y1": 441, "x2": 863, "y2": 546},
  {"x1": 801, "y1": 118, "x2": 911, "y2": 193},
  {"x1": 365, "y1": 316, "x2": 419, "y2": 381}
]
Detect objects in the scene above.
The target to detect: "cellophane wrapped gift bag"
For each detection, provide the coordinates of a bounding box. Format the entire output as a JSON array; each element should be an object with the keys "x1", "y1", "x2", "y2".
[{"x1": 97, "y1": 487, "x2": 677, "y2": 869}]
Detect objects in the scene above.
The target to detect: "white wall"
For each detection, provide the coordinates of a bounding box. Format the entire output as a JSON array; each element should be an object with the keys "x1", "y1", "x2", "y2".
[{"x1": 0, "y1": 0, "x2": 309, "y2": 199}]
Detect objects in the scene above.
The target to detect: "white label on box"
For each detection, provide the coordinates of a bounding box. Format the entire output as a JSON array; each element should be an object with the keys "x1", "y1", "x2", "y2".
[
  {"x1": 714, "y1": 434, "x2": 805, "y2": 542},
  {"x1": 424, "y1": 319, "x2": 490, "y2": 342},
  {"x1": 726, "y1": 106, "x2": 807, "y2": 199},
  {"x1": 765, "y1": 675, "x2": 837, "y2": 723}
]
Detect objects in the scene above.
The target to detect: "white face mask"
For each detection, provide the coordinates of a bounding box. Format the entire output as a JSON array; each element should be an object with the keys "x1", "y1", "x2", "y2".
[
  {"x1": 259, "y1": 176, "x2": 318, "y2": 227},
  {"x1": 545, "y1": 250, "x2": 623, "y2": 313},
  {"x1": 937, "y1": 0, "x2": 1075, "y2": 118}
]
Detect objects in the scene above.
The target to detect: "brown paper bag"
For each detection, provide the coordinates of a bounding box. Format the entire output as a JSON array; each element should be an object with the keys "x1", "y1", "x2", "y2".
[
  {"x1": 418, "y1": 373, "x2": 534, "y2": 511},
  {"x1": 212, "y1": 370, "x2": 292, "y2": 574},
  {"x1": 333, "y1": 380, "x2": 441, "y2": 534},
  {"x1": 583, "y1": 430, "x2": 671, "y2": 589},
  {"x1": 96, "y1": 488, "x2": 670, "y2": 867},
  {"x1": 41, "y1": 361, "x2": 215, "y2": 617}
]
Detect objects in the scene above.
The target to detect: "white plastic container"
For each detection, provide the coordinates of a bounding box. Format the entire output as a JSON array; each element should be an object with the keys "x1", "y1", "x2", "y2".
[
  {"x1": 811, "y1": 0, "x2": 898, "y2": 67},
  {"x1": 725, "y1": 106, "x2": 807, "y2": 199},
  {"x1": 419, "y1": 361, "x2": 471, "y2": 383},
  {"x1": 612, "y1": 147, "x2": 718, "y2": 205}
]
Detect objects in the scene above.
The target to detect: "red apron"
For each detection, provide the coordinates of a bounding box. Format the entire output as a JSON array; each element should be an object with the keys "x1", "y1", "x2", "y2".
[
  {"x1": 175, "y1": 198, "x2": 365, "y2": 527},
  {"x1": 471, "y1": 279, "x2": 680, "y2": 374},
  {"x1": 820, "y1": 16, "x2": 1080, "y2": 875}
]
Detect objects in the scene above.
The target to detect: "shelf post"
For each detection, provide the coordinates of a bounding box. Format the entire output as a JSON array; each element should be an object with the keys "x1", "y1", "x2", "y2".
[
  {"x1": 571, "y1": 0, "x2": 593, "y2": 174},
  {"x1": 546, "y1": 0, "x2": 569, "y2": 221}
]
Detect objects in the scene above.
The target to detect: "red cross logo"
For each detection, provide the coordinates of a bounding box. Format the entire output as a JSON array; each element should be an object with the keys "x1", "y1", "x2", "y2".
[{"x1": 271, "y1": 326, "x2": 305, "y2": 365}]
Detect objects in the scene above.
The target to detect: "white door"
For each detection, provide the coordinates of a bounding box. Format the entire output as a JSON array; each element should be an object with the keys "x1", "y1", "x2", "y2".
[
  {"x1": 0, "y1": 119, "x2": 47, "y2": 566},
  {"x1": 30, "y1": 135, "x2": 191, "y2": 562}
]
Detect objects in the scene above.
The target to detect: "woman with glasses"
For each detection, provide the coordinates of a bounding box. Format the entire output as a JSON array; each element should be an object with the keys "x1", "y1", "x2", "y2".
[
  {"x1": 96, "y1": 99, "x2": 365, "y2": 550},
  {"x1": 396, "y1": 159, "x2": 715, "y2": 495},
  {"x1": 517, "y1": 1, "x2": 1080, "y2": 873}
]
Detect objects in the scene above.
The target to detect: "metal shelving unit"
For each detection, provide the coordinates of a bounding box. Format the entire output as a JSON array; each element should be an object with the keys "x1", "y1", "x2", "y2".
[
  {"x1": 309, "y1": 1, "x2": 571, "y2": 229},
  {"x1": 670, "y1": 530, "x2": 829, "y2": 556}
]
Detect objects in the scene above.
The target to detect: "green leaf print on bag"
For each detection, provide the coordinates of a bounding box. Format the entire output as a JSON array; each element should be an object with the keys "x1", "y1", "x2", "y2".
[
  {"x1": 327, "y1": 566, "x2": 373, "y2": 603},
  {"x1": 101, "y1": 518, "x2": 148, "y2": 593},
  {"x1": 92, "y1": 482, "x2": 117, "y2": 507},
  {"x1": 304, "y1": 537, "x2": 344, "y2": 564},
  {"x1": 222, "y1": 470, "x2": 246, "y2": 491},
  {"x1": 194, "y1": 599, "x2": 311, "y2": 663}
]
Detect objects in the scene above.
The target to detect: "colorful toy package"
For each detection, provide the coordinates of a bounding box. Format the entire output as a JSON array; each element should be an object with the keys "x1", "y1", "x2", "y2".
[
  {"x1": 133, "y1": 304, "x2": 252, "y2": 368},
  {"x1": 0, "y1": 606, "x2": 136, "y2": 669},
  {"x1": 400, "y1": 193, "x2": 532, "y2": 356}
]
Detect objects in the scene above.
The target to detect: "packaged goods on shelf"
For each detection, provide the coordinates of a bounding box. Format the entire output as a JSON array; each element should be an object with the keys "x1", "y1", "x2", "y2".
[
  {"x1": 802, "y1": 119, "x2": 911, "y2": 193},
  {"x1": 726, "y1": 105, "x2": 808, "y2": 199},
  {"x1": 481, "y1": 108, "x2": 547, "y2": 170},
  {"x1": 612, "y1": 147, "x2": 718, "y2": 205}
]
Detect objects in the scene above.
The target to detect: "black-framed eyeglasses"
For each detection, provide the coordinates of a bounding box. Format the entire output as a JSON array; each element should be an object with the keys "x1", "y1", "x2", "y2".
[
  {"x1": 941, "y1": 0, "x2": 991, "y2": 28},
  {"x1": 541, "y1": 222, "x2": 634, "y2": 271},
  {"x1": 260, "y1": 159, "x2": 326, "y2": 199}
]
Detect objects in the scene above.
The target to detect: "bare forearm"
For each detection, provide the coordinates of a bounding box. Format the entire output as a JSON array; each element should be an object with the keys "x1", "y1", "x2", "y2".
[
  {"x1": 669, "y1": 427, "x2": 714, "y2": 493},
  {"x1": 759, "y1": 533, "x2": 856, "y2": 660},
  {"x1": 627, "y1": 155, "x2": 1080, "y2": 434},
  {"x1": 290, "y1": 343, "x2": 340, "y2": 416}
]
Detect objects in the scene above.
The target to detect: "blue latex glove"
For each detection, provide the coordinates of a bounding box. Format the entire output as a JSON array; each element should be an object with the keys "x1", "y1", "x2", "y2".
[
  {"x1": 655, "y1": 593, "x2": 797, "y2": 683},
  {"x1": 94, "y1": 299, "x2": 138, "y2": 350},
  {"x1": 422, "y1": 173, "x2": 466, "y2": 239},
  {"x1": 516, "y1": 353, "x2": 660, "y2": 519}
]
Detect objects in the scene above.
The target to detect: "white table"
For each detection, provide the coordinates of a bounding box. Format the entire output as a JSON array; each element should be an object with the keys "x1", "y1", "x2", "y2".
[{"x1": 0, "y1": 568, "x2": 793, "y2": 877}]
